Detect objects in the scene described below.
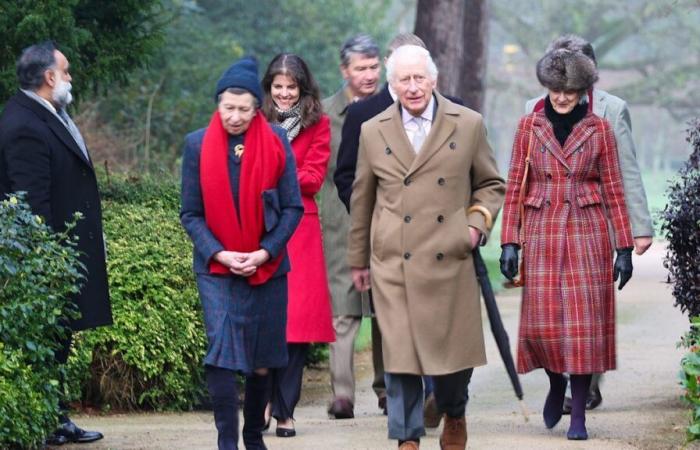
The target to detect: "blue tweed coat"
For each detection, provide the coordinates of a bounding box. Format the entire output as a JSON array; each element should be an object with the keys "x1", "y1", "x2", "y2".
[{"x1": 180, "y1": 124, "x2": 303, "y2": 373}]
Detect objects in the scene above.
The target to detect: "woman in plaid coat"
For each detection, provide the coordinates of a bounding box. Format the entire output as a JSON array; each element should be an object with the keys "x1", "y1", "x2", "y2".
[
  {"x1": 500, "y1": 48, "x2": 633, "y2": 441},
  {"x1": 180, "y1": 57, "x2": 303, "y2": 450}
]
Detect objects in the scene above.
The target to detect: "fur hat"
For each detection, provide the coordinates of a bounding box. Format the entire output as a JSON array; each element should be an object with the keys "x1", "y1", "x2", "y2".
[
  {"x1": 536, "y1": 48, "x2": 598, "y2": 92},
  {"x1": 215, "y1": 56, "x2": 263, "y2": 104},
  {"x1": 546, "y1": 34, "x2": 597, "y2": 65}
]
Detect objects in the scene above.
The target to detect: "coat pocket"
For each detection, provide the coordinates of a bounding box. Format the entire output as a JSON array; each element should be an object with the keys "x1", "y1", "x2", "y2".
[
  {"x1": 262, "y1": 189, "x2": 281, "y2": 231},
  {"x1": 576, "y1": 190, "x2": 602, "y2": 208},
  {"x1": 523, "y1": 194, "x2": 544, "y2": 209}
]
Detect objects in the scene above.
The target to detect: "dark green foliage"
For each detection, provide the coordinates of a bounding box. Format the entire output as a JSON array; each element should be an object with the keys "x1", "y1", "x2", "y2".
[
  {"x1": 307, "y1": 344, "x2": 329, "y2": 367},
  {"x1": 0, "y1": 193, "x2": 82, "y2": 448},
  {"x1": 0, "y1": 0, "x2": 166, "y2": 104},
  {"x1": 96, "y1": 0, "x2": 391, "y2": 170},
  {"x1": 662, "y1": 120, "x2": 700, "y2": 317},
  {"x1": 66, "y1": 172, "x2": 206, "y2": 410},
  {"x1": 679, "y1": 317, "x2": 700, "y2": 442}
]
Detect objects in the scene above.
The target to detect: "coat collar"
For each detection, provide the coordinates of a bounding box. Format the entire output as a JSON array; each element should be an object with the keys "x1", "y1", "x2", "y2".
[
  {"x1": 532, "y1": 110, "x2": 599, "y2": 168},
  {"x1": 375, "y1": 91, "x2": 459, "y2": 175},
  {"x1": 325, "y1": 88, "x2": 351, "y2": 118},
  {"x1": 14, "y1": 91, "x2": 92, "y2": 167}
]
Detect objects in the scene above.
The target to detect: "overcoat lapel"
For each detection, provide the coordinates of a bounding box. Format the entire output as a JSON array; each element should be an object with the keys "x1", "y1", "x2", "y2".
[
  {"x1": 562, "y1": 115, "x2": 597, "y2": 159},
  {"x1": 15, "y1": 92, "x2": 92, "y2": 168},
  {"x1": 532, "y1": 113, "x2": 571, "y2": 171},
  {"x1": 46, "y1": 117, "x2": 93, "y2": 168},
  {"x1": 377, "y1": 104, "x2": 415, "y2": 171},
  {"x1": 407, "y1": 93, "x2": 456, "y2": 177}
]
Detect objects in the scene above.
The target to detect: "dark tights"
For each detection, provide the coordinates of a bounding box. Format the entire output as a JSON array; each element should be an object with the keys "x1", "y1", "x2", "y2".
[
  {"x1": 543, "y1": 369, "x2": 567, "y2": 429},
  {"x1": 568, "y1": 374, "x2": 592, "y2": 438},
  {"x1": 206, "y1": 366, "x2": 269, "y2": 450}
]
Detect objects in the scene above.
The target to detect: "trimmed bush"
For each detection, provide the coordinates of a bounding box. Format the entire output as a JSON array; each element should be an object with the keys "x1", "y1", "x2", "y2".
[
  {"x1": 66, "y1": 173, "x2": 207, "y2": 411},
  {"x1": 664, "y1": 120, "x2": 700, "y2": 442},
  {"x1": 662, "y1": 119, "x2": 700, "y2": 317},
  {"x1": 0, "y1": 193, "x2": 82, "y2": 448}
]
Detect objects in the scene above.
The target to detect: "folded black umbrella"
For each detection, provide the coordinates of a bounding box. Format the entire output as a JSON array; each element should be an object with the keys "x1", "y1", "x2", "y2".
[{"x1": 473, "y1": 248, "x2": 529, "y2": 419}]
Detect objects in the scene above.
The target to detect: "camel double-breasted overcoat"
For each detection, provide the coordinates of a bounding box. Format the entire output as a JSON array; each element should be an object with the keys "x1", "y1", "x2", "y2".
[{"x1": 347, "y1": 93, "x2": 505, "y2": 375}]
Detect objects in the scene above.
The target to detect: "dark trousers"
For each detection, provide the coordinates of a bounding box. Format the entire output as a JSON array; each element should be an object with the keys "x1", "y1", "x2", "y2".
[
  {"x1": 206, "y1": 366, "x2": 269, "y2": 450},
  {"x1": 55, "y1": 331, "x2": 73, "y2": 423},
  {"x1": 384, "y1": 368, "x2": 473, "y2": 441},
  {"x1": 269, "y1": 343, "x2": 309, "y2": 421},
  {"x1": 370, "y1": 317, "x2": 387, "y2": 399}
]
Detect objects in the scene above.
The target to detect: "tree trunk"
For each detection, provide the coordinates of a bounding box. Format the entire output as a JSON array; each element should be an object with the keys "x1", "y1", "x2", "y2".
[{"x1": 414, "y1": 0, "x2": 489, "y2": 112}]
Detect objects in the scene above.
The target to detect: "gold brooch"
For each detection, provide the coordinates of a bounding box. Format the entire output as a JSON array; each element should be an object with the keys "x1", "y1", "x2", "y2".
[{"x1": 234, "y1": 144, "x2": 245, "y2": 158}]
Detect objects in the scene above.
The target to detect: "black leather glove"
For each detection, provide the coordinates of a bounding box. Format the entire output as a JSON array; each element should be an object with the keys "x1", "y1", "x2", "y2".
[
  {"x1": 499, "y1": 244, "x2": 520, "y2": 280},
  {"x1": 613, "y1": 247, "x2": 633, "y2": 290}
]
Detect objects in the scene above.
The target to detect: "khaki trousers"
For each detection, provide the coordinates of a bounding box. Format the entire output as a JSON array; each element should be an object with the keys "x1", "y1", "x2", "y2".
[{"x1": 329, "y1": 315, "x2": 386, "y2": 402}]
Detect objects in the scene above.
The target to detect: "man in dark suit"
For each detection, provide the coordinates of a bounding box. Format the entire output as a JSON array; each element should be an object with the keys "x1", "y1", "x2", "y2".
[
  {"x1": 334, "y1": 33, "x2": 466, "y2": 429},
  {"x1": 0, "y1": 41, "x2": 110, "y2": 445}
]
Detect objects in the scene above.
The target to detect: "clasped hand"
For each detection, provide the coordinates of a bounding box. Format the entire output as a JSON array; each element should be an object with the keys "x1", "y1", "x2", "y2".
[{"x1": 215, "y1": 249, "x2": 270, "y2": 277}]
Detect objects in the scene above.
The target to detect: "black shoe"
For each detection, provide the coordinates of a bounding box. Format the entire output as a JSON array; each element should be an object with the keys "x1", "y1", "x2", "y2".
[
  {"x1": 276, "y1": 427, "x2": 296, "y2": 437},
  {"x1": 378, "y1": 396, "x2": 388, "y2": 416},
  {"x1": 54, "y1": 420, "x2": 104, "y2": 443},
  {"x1": 46, "y1": 433, "x2": 68, "y2": 446},
  {"x1": 586, "y1": 387, "x2": 603, "y2": 410},
  {"x1": 328, "y1": 396, "x2": 354, "y2": 419}
]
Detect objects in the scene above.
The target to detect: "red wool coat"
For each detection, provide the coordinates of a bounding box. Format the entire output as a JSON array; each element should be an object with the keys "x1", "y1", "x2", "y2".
[
  {"x1": 286, "y1": 115, "x2": 335, "y2": 343},
  {"x1": 501, "y1": 111, "x2": 633, "y2": 374}
]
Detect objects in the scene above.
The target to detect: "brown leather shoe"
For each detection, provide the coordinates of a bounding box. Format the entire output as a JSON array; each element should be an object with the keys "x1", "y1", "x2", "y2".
[
  {"x1": 327, "y1": 396, "x2": 354, "y2": 419},
  {"x1": 423, "y1": 393, "x2": 442, "y2": 428},
  {"x1": 399, "y1": 441, "x2": 420, "y2": 449},
  {"x1": 439, "y1": 416, "x2": 467, "y2": 450}
]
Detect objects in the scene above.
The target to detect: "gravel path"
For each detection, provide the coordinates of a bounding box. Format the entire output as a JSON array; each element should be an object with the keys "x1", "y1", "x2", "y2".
[{"x1": 60, "y1": 243, "x2": 695, "y2": 449}]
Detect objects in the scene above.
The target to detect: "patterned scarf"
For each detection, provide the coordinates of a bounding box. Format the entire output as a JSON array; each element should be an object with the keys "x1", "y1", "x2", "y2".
[{"x1": 275, "y1": 102, "x2": 303, "y2": 141}]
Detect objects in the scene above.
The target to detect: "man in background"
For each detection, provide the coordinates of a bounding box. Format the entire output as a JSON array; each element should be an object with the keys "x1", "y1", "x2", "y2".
[
  {"x1": 320, "y1": 33, "x2": 382, "y2": 419},
  {"x1": 0, "y1": 41, "x2": 111, "y2": 445}
]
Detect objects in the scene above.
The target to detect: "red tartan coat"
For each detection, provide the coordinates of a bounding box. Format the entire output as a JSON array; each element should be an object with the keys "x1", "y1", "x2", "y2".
[
  {"x1": 286, "y1": 115, "x2": 335, "y2": 343},
  {"x1": 501, "y1": 111, "x2": 633, "y2": 374}
]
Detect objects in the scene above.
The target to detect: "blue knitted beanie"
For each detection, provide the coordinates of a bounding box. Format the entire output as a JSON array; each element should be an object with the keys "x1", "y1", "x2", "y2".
[{"x1": 215, "y1": 56, "x2": 262, "y2": 104}]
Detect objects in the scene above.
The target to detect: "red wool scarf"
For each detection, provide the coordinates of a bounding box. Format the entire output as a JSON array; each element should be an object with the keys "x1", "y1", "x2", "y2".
[{"x1": 200, "y1": 110, "x2": 286, "y2": 285}]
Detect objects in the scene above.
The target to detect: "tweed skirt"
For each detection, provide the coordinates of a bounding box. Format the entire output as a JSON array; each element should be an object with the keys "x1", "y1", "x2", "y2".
[{"x1": 197, "y1": 273, "x2": 289, "y2": 373}]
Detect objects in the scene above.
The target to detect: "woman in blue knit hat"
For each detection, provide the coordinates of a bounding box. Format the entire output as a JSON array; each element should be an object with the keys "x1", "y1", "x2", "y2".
[{"x1": 180, "y1": 55, "x2": 303, "y2": 450}]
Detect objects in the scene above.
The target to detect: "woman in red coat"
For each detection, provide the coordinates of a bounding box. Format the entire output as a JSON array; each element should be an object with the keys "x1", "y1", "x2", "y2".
[
  {"x1": 500, "y1": 48, "x2": 634, "y2": 441},
  {"x1": 260, "y1": 53, "x2": 335, "y2": 437}
]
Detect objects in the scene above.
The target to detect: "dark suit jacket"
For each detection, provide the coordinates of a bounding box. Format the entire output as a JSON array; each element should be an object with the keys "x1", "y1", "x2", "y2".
[
  {"x1": 0, "y1": 91, "x2": 111, "y2": 331},
  {"x1": 333, "y1": 84, "x2": 463, "y2": 211}
]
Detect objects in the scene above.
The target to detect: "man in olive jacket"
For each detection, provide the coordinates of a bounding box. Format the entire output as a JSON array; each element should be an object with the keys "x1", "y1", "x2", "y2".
[
  {"x1": 320, "y1": 34, "x2": 382, "y2": 419},
  {"x1": 347, "y1": 45, "x2": 505, "y2": 449}
]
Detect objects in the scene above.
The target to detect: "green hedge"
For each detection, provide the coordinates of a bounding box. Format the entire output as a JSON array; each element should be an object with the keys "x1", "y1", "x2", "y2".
[
  {"x1": 0, "y1": 193, "x2": 82, "y2": 448},
  {"x1": 66, "y1": 173, "x2": 207, "y2": 411}
]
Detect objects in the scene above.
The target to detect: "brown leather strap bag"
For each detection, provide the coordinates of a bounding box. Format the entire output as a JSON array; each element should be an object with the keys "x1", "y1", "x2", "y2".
[{"x1": 504, "y1": 116, "x2": 535, "y2": 288}]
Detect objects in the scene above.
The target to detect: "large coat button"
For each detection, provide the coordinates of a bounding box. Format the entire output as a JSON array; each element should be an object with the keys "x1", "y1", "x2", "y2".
[
  {"x1": 385, "y1": 147, "x2": 392, "y2": 155},
  {"x1": 437, "y1": 177, "x2": 445, "y2": 186},
  {"x1": 437, "y1": 215, "x2": 444, "y2": 223},
  {"x1": 436, "y1": 252, "x2": 444, "y2": 261},
  {"x1": 404, "y1": 177, "x2": 412, "y2": 186},
  {"x1": 449, "y1": 142, "x2": 456, "y2": 149},
  {"x1": 404, "y1": 215, "x2": 412, "y2": 223},
  {"x1": 403, "y1": 252, "x2": 412, "y2": 260}
]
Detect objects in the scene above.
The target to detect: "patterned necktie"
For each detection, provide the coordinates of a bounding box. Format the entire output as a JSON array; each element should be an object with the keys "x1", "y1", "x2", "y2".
[
  {"x1": 411, "y1": 116, "x2": 426, "y2": 153},
  {"x1": 57, "y1": 108, "x2": 90, "y2": 162}
]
